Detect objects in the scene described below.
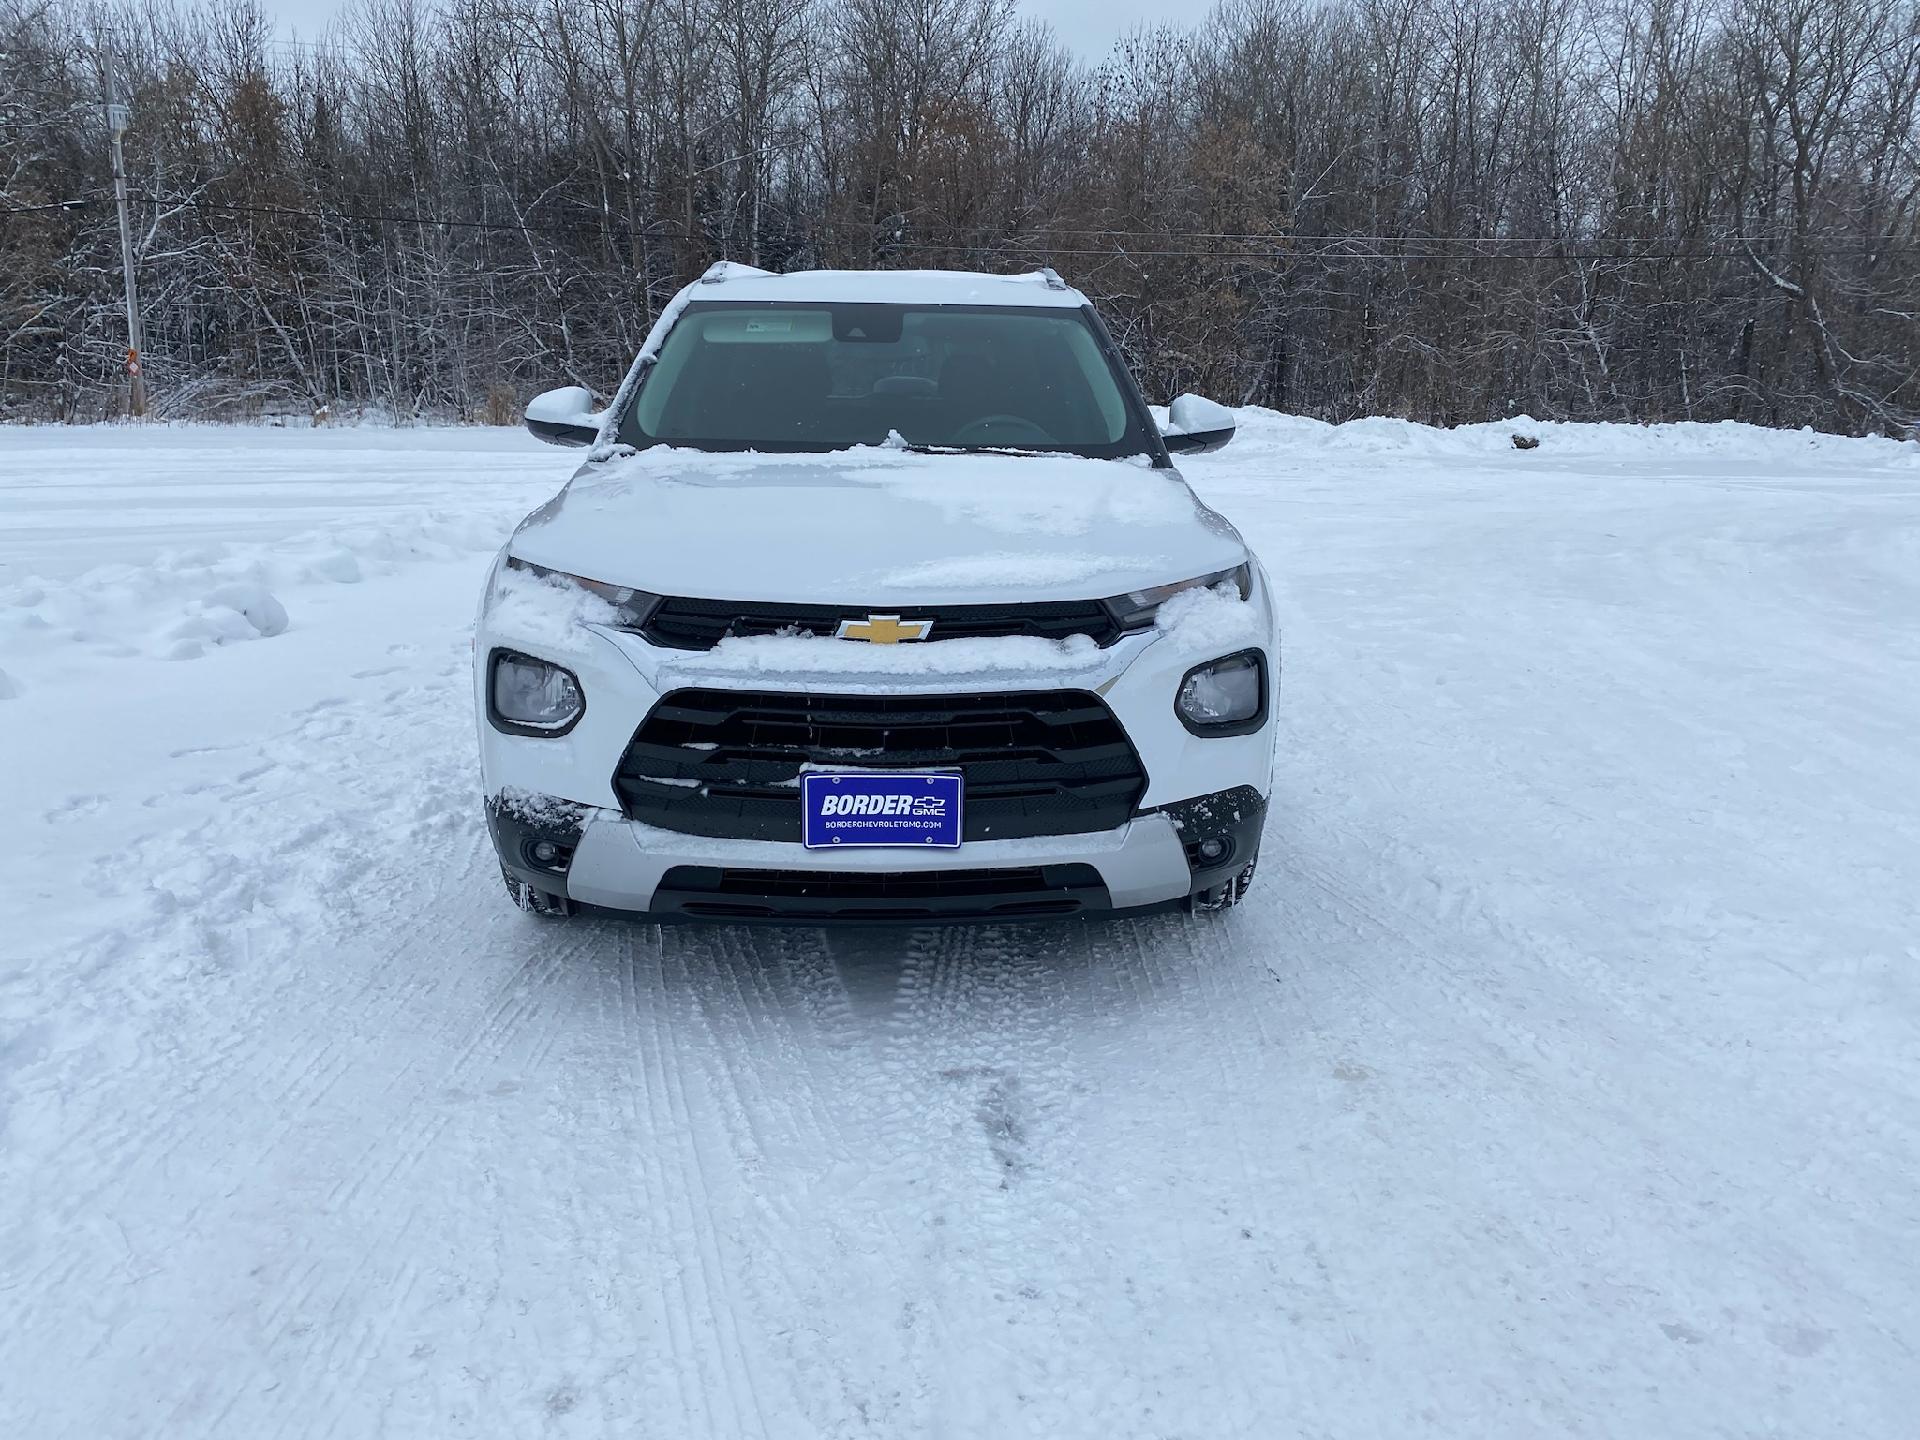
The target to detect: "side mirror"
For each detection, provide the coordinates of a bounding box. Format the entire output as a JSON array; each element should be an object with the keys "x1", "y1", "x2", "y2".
[
  {"x1": 1161, "y1": 394, "x2": 1236, "y2": 455},
  {"x1": 524, "y1": 386, "x2": 602, "y2": 447}
]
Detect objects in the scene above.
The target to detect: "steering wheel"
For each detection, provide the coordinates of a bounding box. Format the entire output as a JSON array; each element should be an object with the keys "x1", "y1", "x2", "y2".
[{"x1": 951, "y1": 413, "x2": 1055, "y2": 446}]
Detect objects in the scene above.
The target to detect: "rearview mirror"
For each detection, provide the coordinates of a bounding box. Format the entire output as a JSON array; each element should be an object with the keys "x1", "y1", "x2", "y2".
[
  {"x1": 525, "y1": 386, "x2": 602, "y2": 447},
  {"x1": 1161, "y1": 394, "x2": 1236, "y2": 455}
]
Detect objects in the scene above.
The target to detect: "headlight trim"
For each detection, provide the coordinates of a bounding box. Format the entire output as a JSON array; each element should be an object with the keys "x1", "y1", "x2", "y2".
[
  {"x1": 503, "y1": 555, "x2": 662, "y2": 631},
  {"x1": 1102, "y1": 562, "x2": 1252, "y2": 632},
  {"x1": 1175, "y1": 648, "x2": 1269, "y2": 737},
  {"x1": 488, "y1": 647, "x2": 586, "y2": 737}
]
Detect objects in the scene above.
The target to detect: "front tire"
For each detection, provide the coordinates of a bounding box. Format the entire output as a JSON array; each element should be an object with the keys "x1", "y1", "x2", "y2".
[
  {"x1": 502, "y1": 864, "x2": 573, "y2": 918},
  {"x1": 1187, "y1": 861, "x2": 1256, "y2": 914}
]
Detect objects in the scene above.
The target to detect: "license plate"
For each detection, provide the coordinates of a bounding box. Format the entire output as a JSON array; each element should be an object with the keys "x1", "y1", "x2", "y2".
[{"x1": 802, "y1": 772, "x2": 963, "y2": 848}]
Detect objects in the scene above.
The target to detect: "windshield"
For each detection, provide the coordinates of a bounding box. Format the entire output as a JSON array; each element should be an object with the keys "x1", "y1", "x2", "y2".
[{"x1": 618, "y1": 302, "x2": 1152, "y2": 458}]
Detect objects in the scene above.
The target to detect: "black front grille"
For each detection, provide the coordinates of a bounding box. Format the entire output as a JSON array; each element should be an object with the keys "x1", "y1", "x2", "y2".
[
  {"x1": 642, "y1": 596, "x2": 1125, "y2": 650},
  {"x1": 652, "y1": 863, "x2": 1109, "y2": 922},
  {"x1": 615, "y1": 689, "x2": 1147, "y2": 842}
]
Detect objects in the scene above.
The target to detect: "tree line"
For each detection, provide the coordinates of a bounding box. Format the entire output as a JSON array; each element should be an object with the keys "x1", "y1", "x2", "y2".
[{"x1": 2, "y1": 0, "x2": 1916, "y2": 433}]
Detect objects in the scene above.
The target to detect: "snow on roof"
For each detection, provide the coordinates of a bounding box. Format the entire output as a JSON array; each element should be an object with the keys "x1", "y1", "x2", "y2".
[{"x1": 690, "y1": 262, "x2": 1089, "y2": 309}]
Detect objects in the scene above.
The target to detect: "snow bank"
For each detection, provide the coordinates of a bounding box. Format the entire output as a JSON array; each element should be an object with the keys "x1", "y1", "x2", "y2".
[
  {"x1": 155, "y1": 583, "x2": 290, "y2": 661},
  {"x1": 0, "y1": 507, "x2": 523, "y2": 670},
  {"x1": 1220, "y1": 406, "x2": 1920, "y2": 468}
]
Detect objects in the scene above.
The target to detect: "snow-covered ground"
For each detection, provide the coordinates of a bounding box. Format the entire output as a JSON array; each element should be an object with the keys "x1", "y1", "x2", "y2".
[{"x1": 3, "y1": 415, "x2": 1918, "y2": 1437}]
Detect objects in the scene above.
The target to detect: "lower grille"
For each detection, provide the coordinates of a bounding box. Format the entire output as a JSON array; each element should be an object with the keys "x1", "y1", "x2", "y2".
[
  {"x1": 615, "y1": 688, "x2": 1147, "y2": 842},
  {"x1": 642, "y1": 596, "x2": 1125, "y2": 650},
  {"x1": 652, "y1": 863, "x2": 1109, "y2": 921}
]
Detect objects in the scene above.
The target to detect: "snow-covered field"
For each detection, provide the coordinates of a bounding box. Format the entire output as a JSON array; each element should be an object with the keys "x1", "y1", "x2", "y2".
[{"x1": 4, "y1": 414, "x2": 1918, "y2": 1437}]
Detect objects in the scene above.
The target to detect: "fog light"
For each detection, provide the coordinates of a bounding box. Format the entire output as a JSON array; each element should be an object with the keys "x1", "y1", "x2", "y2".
[
  {"x1": 1196, "y1": 836, "x2": 1229, "y2": 863},
  {"x1": 530, "y1": 840, "x2": 561, "y2": 865}
]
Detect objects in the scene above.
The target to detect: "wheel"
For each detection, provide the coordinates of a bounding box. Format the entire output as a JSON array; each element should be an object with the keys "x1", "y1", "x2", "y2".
[
  {"x1": 1187, "y1": 861, "x2": 1256, "y2": 914},
  {"x1": 502, "y1": 864, "x2": 573, "y2": 918}
]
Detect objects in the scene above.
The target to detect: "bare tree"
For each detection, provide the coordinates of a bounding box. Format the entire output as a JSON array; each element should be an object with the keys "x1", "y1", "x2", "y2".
[{"x1": 1, "y1": 0, "x2": 1913, "y2": 432}]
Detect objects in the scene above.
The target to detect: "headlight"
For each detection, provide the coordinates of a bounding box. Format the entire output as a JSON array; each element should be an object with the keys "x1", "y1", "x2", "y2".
[
  {"x1": 504, "y1": 555, "x2": 661, "y2": 630},
  {"x1": 488, "y1": 648, "x2": 585, "y2": 736},
  {"x1": 1176, "y1": 649, "x2": 1267, "y2": 735},
  {"x1": 1103, "y1": 562, "x2": 1251, "y2": 631}
]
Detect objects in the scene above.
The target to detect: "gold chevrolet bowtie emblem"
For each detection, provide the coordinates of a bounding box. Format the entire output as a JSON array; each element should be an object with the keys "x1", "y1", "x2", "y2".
[{"x1": 836, "y1": 614, "x2": 934, "y2": 643}]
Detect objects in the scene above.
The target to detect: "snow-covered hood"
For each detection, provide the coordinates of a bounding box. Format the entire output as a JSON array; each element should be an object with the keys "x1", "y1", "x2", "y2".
[{"x1": 506, "y1": 445, "x2": 1247, "y2": 604}]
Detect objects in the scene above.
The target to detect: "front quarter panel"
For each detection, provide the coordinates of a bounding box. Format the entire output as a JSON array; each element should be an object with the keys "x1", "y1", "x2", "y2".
[
  {"x1": 1109, "y1": 563, "x2": 1279, "y2": 808},
  {"x1": 474, "y1": 556, "x2": 662, "y2": 810}
]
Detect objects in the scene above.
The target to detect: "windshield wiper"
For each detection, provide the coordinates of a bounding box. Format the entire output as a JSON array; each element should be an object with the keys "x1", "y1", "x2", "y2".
[{"x1": 890, "y1": 441, "x2": 1054, "y2": 458}]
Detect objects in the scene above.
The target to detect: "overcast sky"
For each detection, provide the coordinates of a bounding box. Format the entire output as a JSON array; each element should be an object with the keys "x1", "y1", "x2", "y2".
[{"x1": 261, "y1": 0, "x2": 1169, "y2": 62}]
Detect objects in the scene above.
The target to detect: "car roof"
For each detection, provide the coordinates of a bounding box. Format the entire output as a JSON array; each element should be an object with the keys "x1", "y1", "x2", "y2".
[{"x1": 690, "y1": 262, "x2": 1090, "y2": 310}]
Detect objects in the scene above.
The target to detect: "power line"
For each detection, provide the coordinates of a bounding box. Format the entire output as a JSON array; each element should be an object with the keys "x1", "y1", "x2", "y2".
[
  {"x1": 132, "y1": 190, "x2": 596, "y2": 239},
  {"x1": 122, "y1": 189, "x2": 1920, "y2": 253},
  {"x1": 1, "y1": 197, "x2": 98, "y2": 215},
  {"x1": 794, "y1": 217, "x2": 1920, "y2": 247},
  {"x1": 260, "y1": 34, "x2": 553, "y2": 58},
  {"x1": 123, "y1": 193, "x2": 1920, "y2": 261}
]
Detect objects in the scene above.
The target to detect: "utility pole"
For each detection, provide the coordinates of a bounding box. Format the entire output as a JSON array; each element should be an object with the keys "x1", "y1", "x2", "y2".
[{"x1": 106, "y1": 72, "x2": 147, "y2": 417}]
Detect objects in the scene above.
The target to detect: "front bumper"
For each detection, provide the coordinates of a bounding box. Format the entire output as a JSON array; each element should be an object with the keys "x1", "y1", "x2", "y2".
[
  {"x1": 489, "y1": 784, "x2": 1265, "y2": 923},
  {"x1": 476, "y1": 551, "x2": 1278, "y2": 922}
]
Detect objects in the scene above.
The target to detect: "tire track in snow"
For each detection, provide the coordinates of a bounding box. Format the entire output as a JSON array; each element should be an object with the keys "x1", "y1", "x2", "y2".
[
  {"x1": 854, "y1": 921, "x2": 1137, "y2": 1436},
  {"x1": 5, "y1": 637, "x2": 635, "y2": 1433},
  {"x1": 1092, "y1": 911, "x2": 1302, "y2": 1422},
  {"x1": 621, "y1": 926, "x2": 778, "y2": 1438},
  {"x1": 8, "y1": 651, "x2": 491, "y2": 1356},
  {"x1": 1242, "y1": 819, "x2": 1919, "y2": 1399},
  {"x1": 246, "y1": 924, "x2": 611, "y2": 1430},
  {"x1": 245, "y1": 904, "x2": 651, "y2": 1434},
  {"x1": 24, "y1": 649, "x2": 482, "y2": 1200},
  {"x1": 603, "y1": 925, "x2": 710, "y2": 1436},
  {"x1": 695, "y1": 924, "x2": 949, "y2": 1432},
  {"x1": 675, "y1": 924, "x2": 854, "y2": 1169},
  {"x1": 606, "y1": 919, "x2": 1008, "y2": 1436}
]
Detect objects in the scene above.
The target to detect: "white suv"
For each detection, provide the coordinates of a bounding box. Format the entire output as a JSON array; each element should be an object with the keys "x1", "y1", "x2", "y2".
[{"x1": 476, "y1": 263, "x2": 1276, "y2": 923}]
